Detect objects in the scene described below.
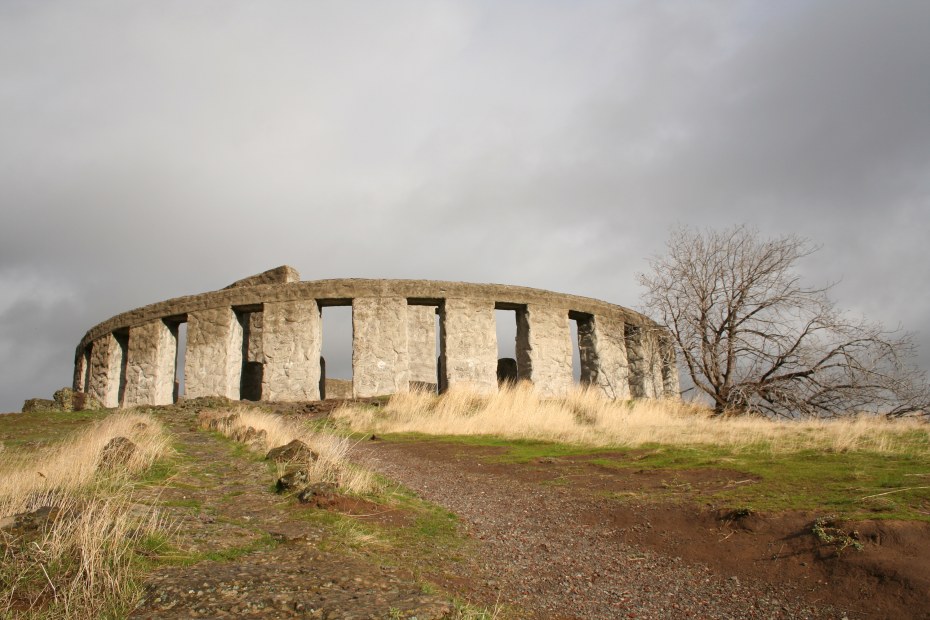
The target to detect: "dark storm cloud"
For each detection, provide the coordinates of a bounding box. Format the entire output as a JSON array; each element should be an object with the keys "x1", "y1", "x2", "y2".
[{"x1": 1, "y1": 1, "x2": 928, "y2": 411}]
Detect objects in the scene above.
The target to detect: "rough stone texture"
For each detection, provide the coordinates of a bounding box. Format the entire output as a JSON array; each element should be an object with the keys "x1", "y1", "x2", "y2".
[
  {"x1": 98, "y1": 436, "x2": 136, "y2": 469},
  {"x1": 407, "y1": 304, "x2": 437, "y2": 387},
  {"x1": 73, "y1": 349, "x2": 89, "y2": 392},
  {"x1": 352, "y1": 297, "x2": 409, "y2": 398},
  {"x1": 580, "y1": 315, "x2": 631, "y2": 399},
  {"x1": 261, "y1": 300, "x2": 321, "y2": 401},
  {"x1": 53, "y1": 388, "x2": 75, "y2": 412},
  {"x1": 518, "y1": 305, "x2": 574, "y2": 397},
  {"x1": 625, "y1": 324, "x2": 664, "y2": 399},
  {"x1": 124, "y1": 319, "x2": 177, "y2": 407},
  {"x1": 75, "y1": 271, "x2": 679, "y2": 403},
  {"x1": 245, "y1": 312, "x2": 264, "y2": 363},
  {"x1": 21, "y1": 398, "x2": 56, "y2": 413},
  {"x1": 79, "y1": 277, "x2": 654, "y2": 353},
  {"x1": 224, "y1": 265, "x2": 300, "y2": 289},
  {"x1": 441, "y1": 298, "x2": 498, "y2": 393},
  {"x1": 185, "y1": 308, "x2": 243, "y2": 400},
  {"x1": 87, "y1": 333, "x2": 123, "y2": 408},
  {"x1": 660, "y1": 337, "x2": 681, "y2": 398}
]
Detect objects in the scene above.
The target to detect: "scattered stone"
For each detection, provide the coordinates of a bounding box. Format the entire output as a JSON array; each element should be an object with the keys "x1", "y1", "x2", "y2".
[
  {"x1": 53, "y1": 387, "x2": 75, "y2": 411},
  {"x1": 276, "y1": 470, "x2": 309, "y2": 493},
  {"x1": 0, "y1": 506, "x2": 61, "y2": 539},
  {"x1": 296, "y1": 482, "x2": 338, "y2": 507},
  {"x1": 99, "y1": 436, "x2": 137, "y2": 469},
  {"x1": 266, "y1": 440, "x2": 318, "y2": 464},
  {"x1": 21, "y1": 398, "x2": 57, "y2": 413}
]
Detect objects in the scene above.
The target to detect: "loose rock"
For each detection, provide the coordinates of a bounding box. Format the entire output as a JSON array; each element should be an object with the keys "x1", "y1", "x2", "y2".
[{"x1": 266, "y1": 439, "x2": 318, "y2": 464}]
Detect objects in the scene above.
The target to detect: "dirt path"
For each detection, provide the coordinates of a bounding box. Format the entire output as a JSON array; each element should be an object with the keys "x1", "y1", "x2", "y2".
[
  {"x1": 353, "y1": 439, "x2": 893, "y2": 620},
  {"x1": 131, "y1": 410, "x2": 450, "y2": 619}
]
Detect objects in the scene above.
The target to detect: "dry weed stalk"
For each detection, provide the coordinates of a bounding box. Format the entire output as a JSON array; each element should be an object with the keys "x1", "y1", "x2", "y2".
[
  {"x1": 0, "y1": 413, "x2": 172, "y2": 619},
  {"x1": 334, "y1": 382, "x2": 929, "y2": 454},
  {"x1": 199, "y1": 408, "x2": 374, "y2": 493}
]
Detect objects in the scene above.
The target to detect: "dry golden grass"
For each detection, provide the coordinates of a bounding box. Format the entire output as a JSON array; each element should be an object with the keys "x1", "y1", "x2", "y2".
[
  {"x1": 0, "y1": 412, "x2": 172, "y2": 517},
  {"x1": 0, "y1": 412, "x2": 172, "y2": 619},
  {"x1": 333, "y1": 382, "x2": 929, "y2": 454},
  {"x1": 199, "y1": 408, "x2": 375, "y2": 493}
]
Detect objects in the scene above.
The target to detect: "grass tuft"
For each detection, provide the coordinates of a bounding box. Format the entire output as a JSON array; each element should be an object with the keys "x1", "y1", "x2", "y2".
[
  {"x1": 0, "y1": 412, "x2": 173, "y2": 618},
  {"x1": 198, "y1": 408, "x2": 375, "y2": 494},
  {"x1": 334, "y1": 382, "x2": 929, "y2": 455}
]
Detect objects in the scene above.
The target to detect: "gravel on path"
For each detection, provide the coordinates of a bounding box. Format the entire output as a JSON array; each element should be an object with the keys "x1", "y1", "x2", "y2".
[{"x1": 354, "y1": 441, "x2": 849, "y2": 620}]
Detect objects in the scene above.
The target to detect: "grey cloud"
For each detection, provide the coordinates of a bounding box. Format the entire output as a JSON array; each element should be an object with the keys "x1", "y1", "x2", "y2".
[{"x1": 1, "y1": 1, "x2": 928, "y2": 411}]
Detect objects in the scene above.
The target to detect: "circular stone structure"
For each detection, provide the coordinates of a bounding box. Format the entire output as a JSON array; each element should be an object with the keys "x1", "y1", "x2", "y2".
[{"x1": 73, "y1": 266, "x2": 679, "y2": 408}]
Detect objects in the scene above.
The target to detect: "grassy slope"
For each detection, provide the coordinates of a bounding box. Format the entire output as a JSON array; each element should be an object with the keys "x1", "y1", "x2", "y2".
[{"x1": 375, "y1": 432, "x2": 930, "y2": 522}]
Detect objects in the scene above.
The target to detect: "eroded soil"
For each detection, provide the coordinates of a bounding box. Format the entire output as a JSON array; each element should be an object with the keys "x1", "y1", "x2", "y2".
[{"x1": 352, "y1": 438, "x2": 930, "y2": 620}]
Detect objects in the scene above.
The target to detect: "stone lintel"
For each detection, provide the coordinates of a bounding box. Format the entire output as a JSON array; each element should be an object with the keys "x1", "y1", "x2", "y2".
[
  {"x1": 261, "y1": 299, "x2": 321, "y2": 401},
  {"x1": 124, "y1": 319, "x2": 177, "y2": 407},
  {"x1": 352, "y1": 297, "x2": 409, "y2": 398},
  {"x1": 185, "y1": 307, "x2": 243, "y2": 400},
  {"x1": 441, "y1": 298, "x2": 497, "y2": 393}
]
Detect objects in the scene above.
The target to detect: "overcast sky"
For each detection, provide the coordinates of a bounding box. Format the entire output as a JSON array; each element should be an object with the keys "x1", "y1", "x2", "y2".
[{"x1": 1, "y1": 0, "x2": 928, "y2": 412}]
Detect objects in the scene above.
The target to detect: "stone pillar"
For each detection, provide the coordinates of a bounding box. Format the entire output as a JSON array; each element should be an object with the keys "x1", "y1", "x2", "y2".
[
  {"x1": 123, "y1": 319, "x2": 177, "y2": 407},
  {"x1": 440, "y1": 298, "x2": 498, "y2": 393},
  {"x1": 517, "y1": 305, "x2": 574, "y2": 397},
  {"x1": 625, "y1": 324, "x2": 664, "y2": 399},
  {"x1": 185, "y1": 307, "x2": 243, "y2": 400},
  {"x1": 261, "y1": 300, "x2": 321, "y2": 401},
  {"x1": 660, "y1": 336, "x2": 680, "y2": 398},
  {"x1": 87, "y1": 333, "x2": 123, "y2": 408},
  {"x1": 353, "y1": 297, "x2": 409, "y2": 397},
  {"x1": 407, "y1": 305, "x2": 437, "y2": 389},
  {"x1": 578, "y1": 315, "x2": 631, "y2": 399},
  {"x1": 73, "y1": 348, "x2": 89, "y2": 392}
]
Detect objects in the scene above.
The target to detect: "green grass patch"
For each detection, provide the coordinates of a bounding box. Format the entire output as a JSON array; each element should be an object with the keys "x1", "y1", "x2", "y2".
[
  {"x1": 0, "y1": 409, "x2": 111, "y2": 448},
  {"x1": 377, "y1": 433, "x2": 930, "y2": 522}
]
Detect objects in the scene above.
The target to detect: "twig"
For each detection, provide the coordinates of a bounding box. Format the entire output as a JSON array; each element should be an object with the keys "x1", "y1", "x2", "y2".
[
  {"x1": 39, "y1": 562, "x2": 58, "y2": 604},
  {"x1": 860, "y1": 486, "x2": 930, "y2": 500}
]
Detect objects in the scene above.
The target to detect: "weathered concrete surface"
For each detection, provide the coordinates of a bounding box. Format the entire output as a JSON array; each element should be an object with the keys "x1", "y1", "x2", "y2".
[
  {"x1": 225, "y1": 266, "x2": 300, "y2": 290},
  {"x1": 124, "y1": 319, "x2": 177, "y2": 407},
  {"x1": 625, "y1": 324, "x2": 665, "y2": 399},
  {"x1": 261, "y1": 300, "x2": 321, "y2": 401},
  {"x1": 660, "y1": 337, "x2": 680, "y2": 398},
  {"x1": 441, "y1": 299, "x2": 497, "y2": 393},
  {"x1": 518, "y1": 305, "x2": 574, "y2": 397},
  {"x1": 407, "y1": 305, "x2": 437, "y2": 387},
  {"x1": 87, "y1": 333, "x2": 123, "y2": 408},
  {"x1": 352, "y1": 297, "x2": 409, "y2": 398},
  {"x1": 79, "y1": 277, "x2": 655, "y2": 352},
  {"x1": 185, "y1": 308, "x2": 243, "y2": 400},
  {"x1": 578, "y1": 315, "x2": 631, "y2": 399},
  {"x1": 74, "y1": 270, "x2": 679, "y2": 403},
  {"x1": 73, "y1": 349, "x2": 89, "y2": 392}
]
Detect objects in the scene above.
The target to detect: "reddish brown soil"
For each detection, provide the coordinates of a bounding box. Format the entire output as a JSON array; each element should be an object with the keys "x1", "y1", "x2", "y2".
[{"x1": 359, "y1": 440, "x2": 930, "y2": 620}]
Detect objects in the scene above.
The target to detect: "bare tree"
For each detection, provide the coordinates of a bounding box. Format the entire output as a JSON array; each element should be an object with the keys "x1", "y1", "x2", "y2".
[{"x1": 639, "y1": 226, "x2": 929, "y2": 418}]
